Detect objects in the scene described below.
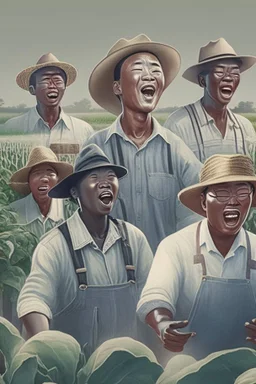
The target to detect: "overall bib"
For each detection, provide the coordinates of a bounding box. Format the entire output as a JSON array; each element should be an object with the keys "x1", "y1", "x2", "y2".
[
  {"x1": 183, "y1": 221, "x2": 256, "y2": 360},
  {"x1": 51, "y1": 218, "x2": 140, "y2": 357}
]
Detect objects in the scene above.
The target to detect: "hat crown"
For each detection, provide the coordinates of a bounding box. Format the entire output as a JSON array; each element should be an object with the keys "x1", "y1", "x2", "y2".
[
  {"x1": 74, "y1": 144, "x2": 111, "y2": 173},
  {"x1": 199, "y1": 38, "x2": 237, "y2": 63},
  {"x1": 107, "y1": 34, "x2": 151, "y2": 56},
  {"x1": 36, "y1": 53, "x2": 60, "y2": 65},
  {"x1": 26, "y1": 146, "x2": 59, "y2": 168},
  {"x1": 200, "y1": 154, "x2": 254, "y2": 184}
]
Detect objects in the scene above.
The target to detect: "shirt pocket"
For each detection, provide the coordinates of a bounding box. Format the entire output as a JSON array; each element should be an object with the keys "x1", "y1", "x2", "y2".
[{"x1": 148, "y1": 173, "x2": 179, "y2": 201}]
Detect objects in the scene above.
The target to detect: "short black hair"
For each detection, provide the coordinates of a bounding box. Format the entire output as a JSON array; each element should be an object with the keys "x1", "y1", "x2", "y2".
[
  {"x1": 29, "y1": 67, "x2": 67, "y2": 87},
  {"x1": 114, "y1": 54, "x2": 135, "y2": 81}
]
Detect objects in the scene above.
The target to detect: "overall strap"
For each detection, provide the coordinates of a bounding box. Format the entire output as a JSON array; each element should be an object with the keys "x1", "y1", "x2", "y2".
[
  {"x1": 194, "y1": 221, "x2": 207, "y2": 276},
  {"x1": 110, "y1": 217, "x2": 135, "y2": 282},
  {"x1": 245, "y1": 231, "x2": 256, "y2": 279},
  {"x1": 58, "y1": 222, "x2": 88, "y2": 289},
  {"x1": 184, "y1": 104, "x2": 205, "y2": 162},
  {"x1": 166, "y1": 143, "x2": 173, "y2": 174},
  {"x1": 228, "y1": 110, "x2": 247, "y2": 155}
]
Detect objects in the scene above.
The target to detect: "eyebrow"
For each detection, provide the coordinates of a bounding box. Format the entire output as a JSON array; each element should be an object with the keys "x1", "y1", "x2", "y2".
[
  {"x1": 132, "y1": 60, "x2": 161, "y2": 67},
  {"x1": 214, "y1": 64, "x2": 239, "y2": 69}
]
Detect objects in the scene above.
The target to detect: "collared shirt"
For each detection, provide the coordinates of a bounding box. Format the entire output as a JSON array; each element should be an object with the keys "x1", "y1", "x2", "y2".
[
  {"x1": 136, "y1": 218, "x2": 256, "y2": 322},
  {"x1": 163, "y1": 99, "x2": 256, "y2": 162},
  {"x1": 4, "y1": 107, "x2": 94, "y2": 148},
  {"x1": 9, "y1": 193, "x2": 67, "y2": 239},
  {"x1": 84, "y1": 116, "x2": 203, "y2": 253},
  {"x1": 17, "y1": 210, "x2": 153, "y2": 319}
]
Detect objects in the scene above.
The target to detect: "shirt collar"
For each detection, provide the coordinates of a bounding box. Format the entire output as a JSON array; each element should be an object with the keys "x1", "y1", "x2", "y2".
[
  {"x1": 29, "y1": 106, "x2": 70, "y2": 130},
  {"x1": 200, "y1": 218, "x2": 246, "y2": 257},
  {"x1": 193, "y1": 99, "x2": 240, "y2": 129},
  {"x1": 67, "y1": 210, "x2": 121, "y2": 252},
  {"x1": 24, "y1": 193, "x2": 64, "y2": 224},
  {"x1": 104, "y1": 114, "x2": 169, "y2": 145}
]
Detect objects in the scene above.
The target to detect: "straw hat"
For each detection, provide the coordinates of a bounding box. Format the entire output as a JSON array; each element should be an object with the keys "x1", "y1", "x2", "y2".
[
  {"x1": 89, "y1": 34, "x2": 181, "y2": 115},
  {"x1": 9, "y1": 146, "x2": 73, "y2": 196},
  {"x1": 178, "y1": 154, "x2": 256, "y2": 216},
  {"x1": 16, "y1": 53, "x2": 77, "y2": 90},
  {"x1": 48, "y1": 144, "x2": 128, "y2": 198},
  {"x1": 183, "y1": 38, "x2": 256, "y2": 85}
]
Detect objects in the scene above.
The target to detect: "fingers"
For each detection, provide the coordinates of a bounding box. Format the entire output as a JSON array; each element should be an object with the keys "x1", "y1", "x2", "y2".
[
  {"x1": 245, "y1": 320, "x2": 256, "y2": 344},
  {"x1": 167, "y1": 320, "x2": 189, "y2": 329},
  {"x1": 162, "y1": 320, "x2": 196, "y2": 353}
]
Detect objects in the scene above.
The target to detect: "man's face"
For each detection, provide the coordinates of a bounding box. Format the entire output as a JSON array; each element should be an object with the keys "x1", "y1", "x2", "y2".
[
  {"x1": 31, "y1": 67, "x2": 66, "y2": 107},
  {"x1": 75, "y1": 167, "x2": 119, "y2": 217},
  {"x1": 28, "y1": 163, "x2": 58, "y2": 203},
  {"x1": 201, "y1": 182, "x2": 253, "y2": 236},
  {"x1": 114, "y1": 52, "x2": 165, "y2": 113},
  {"x1": 201, "y1": 59, "x2": 240, "y2": 105}
]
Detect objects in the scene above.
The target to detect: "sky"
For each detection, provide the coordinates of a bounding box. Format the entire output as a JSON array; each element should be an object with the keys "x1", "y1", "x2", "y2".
[{"x1": 1, "y1": 0, "x2": 256, "y2": 109}]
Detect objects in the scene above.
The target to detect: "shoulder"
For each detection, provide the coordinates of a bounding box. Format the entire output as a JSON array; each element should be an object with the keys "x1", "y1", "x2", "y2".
[
  {"x1": 157, "y1": 222, "x2": 198, "y2": 253},
  {"x1": 164, "y1": 105, "x2": 192, "y2": 129},
  {"x1": 9, "y1": 196, "x2": 28, "y2": 214},
  {"x1": 231, "y1": 112, "x2": 255, "y2": 134},
  {"x1": 85, "y1": 126, "x2": 110, "y2": 144},
  {"x1": 65, "y1": 114, "x2": 94, "y2": 132},
  {"x1": 4, "y1": 111, "x2": 29, "y2": 129}
]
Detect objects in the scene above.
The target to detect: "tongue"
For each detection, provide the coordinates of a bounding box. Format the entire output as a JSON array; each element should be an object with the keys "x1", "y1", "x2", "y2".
[{"x1": 101, "y1": 196, "x2": 112, "y2": 205}]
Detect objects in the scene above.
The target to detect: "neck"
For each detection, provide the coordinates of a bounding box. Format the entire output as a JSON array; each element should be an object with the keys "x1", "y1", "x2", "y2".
[
  {"x1": 207, "y1": 221, "x2": 237, "y2": 257},
  {"x1": 36, "y1": 103, "x2": 61, "y2": 129},
  {"x1": 34, "y1": 196, "x2": 52, "y2": 217},
  {"x1": 201, "y1": 95, "x2": 228, "y2": 122},
  {"x1": 79, "y1": 209, "x2": 109, "y2": 239},
  {"x1": 121, "y1": 108, "x2": 153, "y2": 147}
]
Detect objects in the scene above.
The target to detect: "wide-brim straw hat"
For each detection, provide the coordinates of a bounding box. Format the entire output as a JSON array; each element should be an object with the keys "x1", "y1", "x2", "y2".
[
  {"x1": 89, "y1": 34, "x2": 181, "y2": 115},
  {"x1": 49, "y1": 144, "x2": 128, "y2": 199},
  {"x1": 16, "y1": 53, "x2": 77, "y2": 90},
  {"x1": 9, "y1": 146, "x2": 73, "y2": 196},
  {"x1": 178, "y1": 154, "x2": 256, "y2": 217},
  {"x1": 183, "y1": 38, "x2": 256, "y2": 85}
]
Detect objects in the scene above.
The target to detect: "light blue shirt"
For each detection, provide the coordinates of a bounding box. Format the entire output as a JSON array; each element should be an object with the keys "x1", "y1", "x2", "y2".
[
  {"x1": 137, "y1": 219, "x2": 256, "y2": 322},
  {"x1": 84, "y1": 116, "x2": 203, "y2": 252},
  {"x1": 164, "y1": 99, "x2": 256, "y2": 162},
  {"x1": 17, "y1": 210, "x2": 153, "y2": 319}
]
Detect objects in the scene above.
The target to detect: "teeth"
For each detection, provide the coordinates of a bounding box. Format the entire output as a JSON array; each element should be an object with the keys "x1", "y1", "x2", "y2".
[
  {"x1": 225, "y1": 214, "x2": 238, "y2": 218},
  {"x1": 48, "y1": 92, "x2": 58, "y2": 97},
  {"x1": 38, "y1": 186, "x2": 48, "y2": 191},
  {"x1": 99, "y1": 192, "x2": 112, "y2": 198}
]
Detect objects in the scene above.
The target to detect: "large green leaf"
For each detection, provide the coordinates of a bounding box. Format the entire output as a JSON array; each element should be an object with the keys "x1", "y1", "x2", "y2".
[
  {"x1": 9, "y1": 353, "x2": 38, "y2": 384},
  {"x1": 0, "y1": 266, "x2": 26, "y2": 292},
  {"x1": 78, "y1": 337, "x2": 163, "y2": 384},
  {"x1": 16, "y1": 331, "x2": 81, "y2": 384},
  {"x1": 156, "y1": 348, "x2": 256, "y2": 384},
  {"x1": 0, "y1": 317, "x2": 24, "y2": 375},
  {"x1": 234, "y1": 368, "x2": 256, "y2": 384}
]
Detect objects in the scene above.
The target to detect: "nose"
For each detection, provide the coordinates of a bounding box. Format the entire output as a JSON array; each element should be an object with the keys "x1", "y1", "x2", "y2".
[
  {"x1": 40, "y1": 175, "x2": 50, "y2": 182},
  {"x1": 98, "y1": 179, "x2": 111, "y2": 188},
  {"x1": 141, "y1": 66, "x2": 154, "y2": 81},
  {"x1": 48, "y1": 79, "x2": 57, "y2": 88},
  {"x1": 228, "y1": 195, "x2": 240, "y2": 205},
  {"x1": 223, "y1": 72, "x2": 233, "y2": 82}
]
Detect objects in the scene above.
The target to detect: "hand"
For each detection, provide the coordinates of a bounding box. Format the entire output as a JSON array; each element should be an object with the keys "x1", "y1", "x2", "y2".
[
  {"x1": 245, "y1": 319, "x2": 256, "y2": 343},
  {"x1": 161, "y1": 320, "x2": 196, "y2": 353}
]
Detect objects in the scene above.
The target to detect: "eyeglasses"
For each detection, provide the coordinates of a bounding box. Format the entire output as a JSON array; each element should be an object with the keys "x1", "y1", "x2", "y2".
[{"x1": 207, "y1": 189, "x2": 253, "y2": 203}]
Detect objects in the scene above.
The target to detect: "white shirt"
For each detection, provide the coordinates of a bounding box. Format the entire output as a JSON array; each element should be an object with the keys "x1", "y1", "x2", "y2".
[
  {"x1": 17, "y1": 210, "x2": 153, "y2": 320},
  {"x1": 164, "y1": 99, "x2": 256, "y2": 162},
  {"x1": 4, "y1": 107, "x2": 94, "y2": 148},
  {"x1": 137, "y1": 219, "x2": 256, "y2": 322}
]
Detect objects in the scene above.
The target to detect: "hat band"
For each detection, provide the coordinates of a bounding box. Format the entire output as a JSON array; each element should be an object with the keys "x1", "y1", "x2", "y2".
[
  {"x1": 199, "y1": 53, "x2": 237, "y2": 63},
  {"x1": 200, "y1": 164, "x2": 255, "y2": 183},
  {"x1": 75, "y1": 155, "x2": 111, "y2": 173}
]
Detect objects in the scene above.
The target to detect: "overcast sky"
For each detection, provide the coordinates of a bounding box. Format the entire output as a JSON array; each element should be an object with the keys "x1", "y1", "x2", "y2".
[{"x1": 1, "y1": 0, "x2": 256, "y2": 109}]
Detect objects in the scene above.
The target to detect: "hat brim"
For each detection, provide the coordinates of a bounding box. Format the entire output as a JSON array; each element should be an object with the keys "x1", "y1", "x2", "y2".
[
  {"x1": 16, "y1": 61, "x2": 77, "y2": 90},
  {"x1": 48, "y1": 163, "x2": 128, "y2": 199},
  {"x1": 89, "y1": 42, "x2": 181, "y2": 115},
  {"x1": 178, "y1": 175, "x2": 256, "y2": 217},
  {"x1": 9, "y1": 161, "x2": 73, "y2": 196},
  {"x1": 182, "y1": 55, "x2": 256, "y2": 84}
]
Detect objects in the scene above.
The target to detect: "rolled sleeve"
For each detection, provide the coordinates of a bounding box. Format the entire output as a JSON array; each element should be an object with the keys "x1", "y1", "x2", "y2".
[
  {"x1": 136, "y1": 236, "x2": 183, "y2": 322},
  {"x1": 17, "y1": 243, "x2": 60, "y2": 319}
]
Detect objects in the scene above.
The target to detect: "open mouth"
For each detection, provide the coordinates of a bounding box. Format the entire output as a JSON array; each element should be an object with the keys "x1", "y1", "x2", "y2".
[
  {"x1": 220, "y1": 86, "x2": 233, "y2": 98},
  {"x1": 223, "y1": 209, "x2": 240, "y2": 226},
  {"x1": 98, "y1": 191, "x2": 113, "y2": 207},
  {"x1": 47, "y1": 92, "x2": 59, "y2": 100},
  {"x1": 140, "y1": 85, "x2": 155, "y2": 100},
  {"x1": 38, "y1": 185, "x2": 49, "y2": 193}
]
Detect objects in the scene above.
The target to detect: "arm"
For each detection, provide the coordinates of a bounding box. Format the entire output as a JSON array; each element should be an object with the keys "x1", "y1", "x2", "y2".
[{"x1": 22, "y1": 312, "x2": 49, "y2": 339}]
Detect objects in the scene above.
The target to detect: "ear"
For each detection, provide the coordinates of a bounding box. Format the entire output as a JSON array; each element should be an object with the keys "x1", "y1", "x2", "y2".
[
  {"x1": 200, "y1": 193, "x2": 207, "y2": 213},
  {"x1": 29, "y1": 85, "x2": 36, "y2": 95},
  {"x1": 198, "y1": 74, "x2": 206, "y2": 88},
  {"x1": 113, "y1": 81, "x2": 122, "y2": 96},
  {"x1": 70, "y1": 186, "x2": 78, "y2": 199}
]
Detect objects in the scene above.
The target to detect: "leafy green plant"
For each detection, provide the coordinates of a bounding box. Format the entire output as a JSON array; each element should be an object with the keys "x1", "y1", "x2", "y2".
[{"x1": 0, "y1": 317, "x2": 163, "y2": 384}]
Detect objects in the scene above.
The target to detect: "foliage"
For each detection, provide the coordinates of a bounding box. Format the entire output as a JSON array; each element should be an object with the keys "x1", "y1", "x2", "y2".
[
  {"x1": 0, "y1": 318, "x2": 163, "y2": 384},
  {"x1": 232, "y1": 101, "x2": 256, "y2": 114}
]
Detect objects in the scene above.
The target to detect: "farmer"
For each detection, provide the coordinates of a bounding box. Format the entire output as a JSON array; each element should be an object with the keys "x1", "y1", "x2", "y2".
[
  {"x1": 9, "y1": 146, "x2": 73, "y2": 239},
  {"x1": 4, "y1": 53, "x2": 93, "y2": 149},
  {"x1": 137, "y1": 154, "x2": 256, "y2": 361},
  {"x1": 84, "y1": 34, "x2": 203, "y2": 253},
  {"x1": 17, "y1": 144, "x2": 153, "y2": 355},
  {"x1": 164, "y1": 38, "x2": 256, "y2": 162}
]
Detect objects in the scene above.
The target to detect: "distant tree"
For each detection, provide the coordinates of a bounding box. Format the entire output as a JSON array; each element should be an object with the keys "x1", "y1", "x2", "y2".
[
  {"x1": 63, "y1": 98, "x2": 92, "y2": 113},
  {"x1": 0, "y1": 98, "x2": 4, "y2": 107},
  {"x1": 155, "y1": 106, "x2": 179, "y2": 113},
  {"x1": 232, "y1": 101, "x2": 256, "y2": 113}
]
